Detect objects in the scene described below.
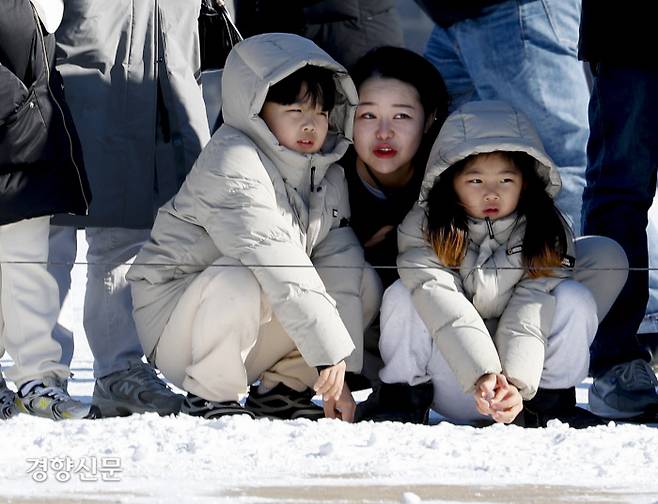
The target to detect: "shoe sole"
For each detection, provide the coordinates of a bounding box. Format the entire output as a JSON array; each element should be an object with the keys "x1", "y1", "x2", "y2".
[
  {"x1": 92, "y1": 396, "x2": 182, "y2": 418},
  {"x1": 588, "y1": 389, "x2": 647, "y2": 419}
]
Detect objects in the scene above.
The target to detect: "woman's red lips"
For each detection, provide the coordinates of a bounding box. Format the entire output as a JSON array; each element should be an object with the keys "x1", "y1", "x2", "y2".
[{"x1": 373, "y1": 145, "x2": 397, "y2": 158}]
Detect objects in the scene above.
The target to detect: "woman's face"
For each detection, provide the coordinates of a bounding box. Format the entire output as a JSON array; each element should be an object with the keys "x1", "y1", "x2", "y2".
[{"x1": 353, "y1": 77, "x2": 427, "y2": 185}]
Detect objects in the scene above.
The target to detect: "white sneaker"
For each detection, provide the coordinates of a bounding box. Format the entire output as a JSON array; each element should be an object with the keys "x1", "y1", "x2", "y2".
[{"x1": 16, "y1": 377, "x2": 92, "y2": 420}]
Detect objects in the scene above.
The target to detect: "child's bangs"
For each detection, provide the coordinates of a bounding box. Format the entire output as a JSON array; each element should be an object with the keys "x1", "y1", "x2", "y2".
[{"x1": 266, "y1": 66, "x2": 336, "y2": 111}]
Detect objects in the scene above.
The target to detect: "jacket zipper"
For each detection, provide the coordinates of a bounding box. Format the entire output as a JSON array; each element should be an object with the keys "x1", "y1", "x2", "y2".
[
  {"x1": 35, "y1": 8, "x2": 89, "y2": 213},
  {"x1": 310, "y1": 165, "x2": 316, "y2": 193},
  {"x1": 485, "y1": 217, "x2": 494, "y2": 239}
]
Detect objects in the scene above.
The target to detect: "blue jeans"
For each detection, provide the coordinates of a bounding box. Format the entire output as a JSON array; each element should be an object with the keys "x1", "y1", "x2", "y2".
[
  {"x1": 581, "y1": 64, "x2": 658, "y2": 376},
  {"x1": 424, "y1": 0, "x2": 589, "y2": 233}
]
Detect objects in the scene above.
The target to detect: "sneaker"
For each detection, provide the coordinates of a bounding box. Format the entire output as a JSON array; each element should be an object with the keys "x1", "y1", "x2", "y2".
[
  {"x1": 181, "y1": 393, "x2": 255, "y2": 419},
  {"x1": 520, "y1": 387, "x2": 605, "y2": 429},
  {"x1": 355, "y1": 381, "x2": 434, "y2": 424},
  {"x1": 92, "y1": 362, "x2": 184, "y2": 418},
  {"x1": 1, "y1": 377, "x2": 19, "y2": 420},
  {"x1": 589, "y1": 359, "x2": 658, "y2": 419},
  {"x1": 244, "y1": 383, "x2": 324, "y2": 420},
  {"x1": 16, "y1": 377, "x2": 92, "y2": 420}
]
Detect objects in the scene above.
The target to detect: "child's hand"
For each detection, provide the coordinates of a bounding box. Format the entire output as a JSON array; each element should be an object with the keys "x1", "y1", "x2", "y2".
[
  {"x1": 322, "y1": 382, "x2": 356, "y2": 422},
  {"x1": 474, "y1": 373, "x2": 497, "y2": 416},
  {"x1": 314, "y1": 360, "x2": 346, "y2": 402},
  {"x1": 474, "y1": 373, "x2": 523, "y2": 424}
]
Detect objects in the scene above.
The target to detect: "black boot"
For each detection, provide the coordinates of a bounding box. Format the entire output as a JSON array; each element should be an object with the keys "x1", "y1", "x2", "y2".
[
  {"x1": 354, "y1": 381, "x2": 433, "y2": 424},
  {"x1": 519, "y1": 387, "x2": 605, "y2": 429}
]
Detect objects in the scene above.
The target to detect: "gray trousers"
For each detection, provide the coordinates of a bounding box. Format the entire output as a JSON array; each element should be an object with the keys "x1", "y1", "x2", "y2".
[{"x1": 48, "y1": 226, "x2": 149, "y2": 378}]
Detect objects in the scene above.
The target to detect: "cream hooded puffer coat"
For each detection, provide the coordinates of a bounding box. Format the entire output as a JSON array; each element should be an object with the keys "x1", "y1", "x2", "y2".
[
  {"x1": 127, "y1": 33, "x2": 365, "y2": 371},
  {"x1": 397, "y1": 100, "x2": 575, "y2": 400}
]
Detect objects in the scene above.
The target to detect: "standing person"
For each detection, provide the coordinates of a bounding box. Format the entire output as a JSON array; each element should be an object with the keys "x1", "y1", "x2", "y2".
[
  {"x1": 0, "y1": 0, "x2": 92, "y2": 420},
  {"x1": 47, "y1": 0, "x2": 210, "y2": 417},
  {"x1": 127, "y1": 33, "x2": 367, "y2": 421},
  {"x1": 235, "y1": 0, "x2": 404, "y2": 69},
  {"x1": 415, "y1": 0, "x2": 588, "y2": 235},
  {"x1": 356, "y1": 101, "x2": 628, "y2": 427},
  {"x1": 579, "y1": 2, "x2": 658, "y2": 418}
]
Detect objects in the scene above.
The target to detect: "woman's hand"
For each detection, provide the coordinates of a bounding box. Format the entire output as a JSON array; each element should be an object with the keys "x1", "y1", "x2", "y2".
[
  {"x1": 363, "y1": 225, "x2": 395, "y2": 248},
  {"x1": 474, "y1": 373, "x2": 523, "y2": 424},
  {"x1": 322, "y1": 382, "x2": 356, "y2": 422}
]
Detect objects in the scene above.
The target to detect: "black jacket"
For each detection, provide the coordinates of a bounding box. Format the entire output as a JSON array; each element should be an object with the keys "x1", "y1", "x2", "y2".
[
  {"x1": 343, "y1": 148, "x2": 424, "y2": 289},
  {"x1": 0, "y1": 0, "x2": 90, "y2": 225},
  {"x1": 578, "y1": 1, "x2": 657, "y2": 65}
]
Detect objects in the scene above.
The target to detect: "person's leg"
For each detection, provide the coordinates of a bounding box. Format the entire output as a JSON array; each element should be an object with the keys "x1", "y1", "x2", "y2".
[
  {"x1": 581, "y1": 65, "x2": 658, "y2": 418},
  {"x1": 432, "y1": 0, "x2": 589, "y2": 232},
  {"x1": 354, "y1": 281, "x2": 437, "y2": 424},
  {"x1": 581, "y1": 65, "x2": 658, "y2": 375},
  {"x1": 156, "y1": 260, "x2": 263, "y2": 403},
  {"x1": 423, "y1": 24, "x2": 477, "y2": 111},
  {"x1": 0, "y1": 217, "x2": 69, "y2": 385},
  {"x1": 244, "y1": 263, "x2": 383, "y2": 417},
  {"x1": 83, "y1": 227, "x2": 149, "y2": 377},
  {"x1": 572, "y1": 235, "x2": 628, "y2": 324},
  {"x1": 47, "y1": 224, "x2": 77, "y2": 367},
  {"x1": 0, "y1": 217, "x2": 90, "y2": 420},
  {"x1": 85, "y1": 226, "x2": 183, "y2": 417}
]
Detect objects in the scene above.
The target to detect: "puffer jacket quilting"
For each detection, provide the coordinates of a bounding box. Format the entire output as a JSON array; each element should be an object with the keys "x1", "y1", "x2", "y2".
[
  {"x1": 398, "y1": 100, "x2": 574, "y2": 399},
  {"x1": 127, "y1": 33, "x2": 364, "y2": 371}
]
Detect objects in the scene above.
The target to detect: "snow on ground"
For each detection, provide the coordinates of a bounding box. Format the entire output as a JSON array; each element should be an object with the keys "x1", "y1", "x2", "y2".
[{"x1": 2, "y1": 231, "x2": 658, "y2": 504}]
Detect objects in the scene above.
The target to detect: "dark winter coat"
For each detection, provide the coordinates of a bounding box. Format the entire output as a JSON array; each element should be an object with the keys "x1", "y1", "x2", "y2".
[
  {"x1": 578, "y1": 1, "x2": 657, "y2": 65},
  {"x1": 54, "y1": 0, "x2": 210, "y2": 229},
  {"x1": 0, "y1": 0, "x2": 90, "y2": 226},
  {"x1": 342, "y1": 147, "x2": 424, "y2": 289}
]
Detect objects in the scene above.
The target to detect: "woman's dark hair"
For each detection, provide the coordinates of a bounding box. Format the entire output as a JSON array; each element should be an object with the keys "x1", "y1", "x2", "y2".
[
  {"x1": 350, "y1": 46, "x2": 450, "y2": 167},
  {"x1": 426, "y1": 151, "x2": 568, "y2": 278},
  {"x1": 264, "y1": 65, "x2": 335, "y2": 112}
]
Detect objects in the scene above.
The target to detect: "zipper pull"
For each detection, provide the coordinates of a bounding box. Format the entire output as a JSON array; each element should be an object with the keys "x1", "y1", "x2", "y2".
[
  {"x1": 310, "y1": 166, "x2": 316, "y2": 193},
  {"x1": 485, "y1": 217, "x2": 494, "y2": 239}
]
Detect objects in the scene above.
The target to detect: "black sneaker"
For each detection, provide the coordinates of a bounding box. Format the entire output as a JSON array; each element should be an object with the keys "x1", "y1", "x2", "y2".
[
  {"x1": 92, "y1": 362, "x2": 184, "y2": 418},
  {"x1": 589, "y1": 359, "x2": 658, "y2": 419},
  {"x1": 355, "y1": 381, "x2": 434, "y2": 424},
  {"x1": 519, "y1": 387, "x2": 606, "y2": 429},
  {"x1": 244, "y1": 383, "x2": 324, "y2": 420},
  {"x1": 181, "y1": 393, "x2": 256, "y2": 419}
]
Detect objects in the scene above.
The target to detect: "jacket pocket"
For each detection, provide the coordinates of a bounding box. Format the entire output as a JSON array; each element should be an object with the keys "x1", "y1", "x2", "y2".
[{"x1": 0, "y1": 86, "x2": 49, "y2": 173}]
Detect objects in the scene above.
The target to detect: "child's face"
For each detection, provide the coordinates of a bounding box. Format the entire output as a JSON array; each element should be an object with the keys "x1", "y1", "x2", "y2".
[
  {"x1": 453, "y1": 152, "x2": 523, "y2": 220},
  {"x1": 260, "y1": 85, "x2": 329, "y2": 154},
  {"x1": 353, "y1": 77, "x2": 427, "y2": 181}
]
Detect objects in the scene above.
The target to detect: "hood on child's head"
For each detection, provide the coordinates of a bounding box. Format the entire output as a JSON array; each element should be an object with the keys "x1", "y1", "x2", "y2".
[
  {"x1": 420, "y1": 100, "x2": 560, "y2": 200},
  {"x1": 220, "y1": 33, "x2": 358, "y2": 155}
]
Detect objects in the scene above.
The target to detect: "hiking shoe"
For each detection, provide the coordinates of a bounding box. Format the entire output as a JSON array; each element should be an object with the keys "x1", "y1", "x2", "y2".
[
  {"x1": 589, "y1": 359, "x2": 658, "y2": 419},
  {"x1": 16, "y1": 377, "x2": 92, "y2": 420},
  {"x1": 92, "y1": 362, "x2": 184, "y2": 418},
  {"x1": 355, "y1": 381, "x2": 434, "y2": 424},
  {"x1": 244, "y1": 383, "x2": 324, "y2": 420},
  {"x1": 181, "y1": 393, "x2": 256, "y2": 419},
  {"x1": 520, "y1": 387, "x2": 605, "y2": 429},
  {"x1": 1, "y1": 377, "x2": 19, "y2": 420}
]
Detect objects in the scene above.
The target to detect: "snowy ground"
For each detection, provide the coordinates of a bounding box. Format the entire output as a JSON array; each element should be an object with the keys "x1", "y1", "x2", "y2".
[{"x1": 2, "y1": 232, "x2": 658, "y2": 504}]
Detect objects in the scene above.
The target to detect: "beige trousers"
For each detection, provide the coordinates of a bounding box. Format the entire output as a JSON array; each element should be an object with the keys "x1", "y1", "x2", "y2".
[
  {"x1": 0, "y1": 216, "x2": 70, "y2": 386},
  {"x1": 154, "y1": 259, "x2": 329, "y2": 402}
]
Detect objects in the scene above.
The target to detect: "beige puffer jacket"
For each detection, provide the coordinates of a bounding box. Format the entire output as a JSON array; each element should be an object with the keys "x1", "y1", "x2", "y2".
[
  {"x1": 397, "y1": 100, "x2": 575, "y2": 400},
  {"x1": 127, "y1": 33, "x2": 365, "y2": 371}
]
